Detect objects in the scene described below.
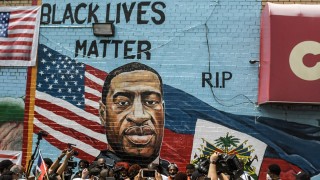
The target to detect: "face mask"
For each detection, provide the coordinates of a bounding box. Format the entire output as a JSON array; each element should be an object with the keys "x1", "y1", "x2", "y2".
[{"x1": 266, "y1": 174, "x2": 272, "y2": 180}]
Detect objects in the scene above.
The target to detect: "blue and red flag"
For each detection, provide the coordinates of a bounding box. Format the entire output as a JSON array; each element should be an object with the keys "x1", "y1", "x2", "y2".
[{"x1": 35, "y1": 150, "x2": 47, "y2": 180}]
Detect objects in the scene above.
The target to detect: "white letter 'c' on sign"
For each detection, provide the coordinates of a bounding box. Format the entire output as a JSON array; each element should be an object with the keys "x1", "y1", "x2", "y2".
[{"x1": 289, "y1": 41, "x2": 320, "y2": 81}]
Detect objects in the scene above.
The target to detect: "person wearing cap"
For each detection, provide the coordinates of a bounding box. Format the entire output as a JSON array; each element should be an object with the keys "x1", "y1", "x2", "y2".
[
  {"x1": 295, "y1": 171, "x2": 310, "y2": 180},
  {"x1": 267, "y1": 164, "x2": 281, "y2": 180}
]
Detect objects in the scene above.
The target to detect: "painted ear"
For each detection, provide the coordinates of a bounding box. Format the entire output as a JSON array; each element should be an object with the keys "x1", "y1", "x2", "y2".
[{"x1": 99, "y1": 100, "x2": 106, "y2": 127}]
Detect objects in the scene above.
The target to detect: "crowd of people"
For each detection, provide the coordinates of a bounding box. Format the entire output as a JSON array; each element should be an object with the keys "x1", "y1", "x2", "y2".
[{"x1": 0, "y1": 150, "x2": 311, "y2": 180}]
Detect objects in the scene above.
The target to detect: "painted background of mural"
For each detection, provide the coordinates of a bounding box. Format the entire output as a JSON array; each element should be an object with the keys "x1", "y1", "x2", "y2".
[{"x1": 0, "y1": 0, "x2": 320, "y2": 179}]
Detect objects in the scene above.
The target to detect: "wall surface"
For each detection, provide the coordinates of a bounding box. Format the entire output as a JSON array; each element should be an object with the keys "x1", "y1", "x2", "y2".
[
  {"x1": 0, "y1": 0, "x2": 32, "y2": 158},
  {"x1": 0, "y1": 0, "x2": 320, "y2": 180}
]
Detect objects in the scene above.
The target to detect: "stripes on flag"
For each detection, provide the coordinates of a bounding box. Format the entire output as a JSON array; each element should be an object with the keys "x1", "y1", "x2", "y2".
[
  {"x1": 0, "y1": 6, "x2": 41, "y2": 66},
  {"x1": 0, "y1": 151, "x2": 22, "y2": 165},
  {"x1": 34, "y1": 44, "x2": 108, "y2": 161}
]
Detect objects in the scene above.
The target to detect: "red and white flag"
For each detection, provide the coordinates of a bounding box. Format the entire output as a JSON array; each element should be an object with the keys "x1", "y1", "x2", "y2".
[
  {"x1": 0, "y1": 150, "x2": 22, "y2": 165},
  {"x1": 0, "y1": 6, "x2": 41, "y2": 66}
]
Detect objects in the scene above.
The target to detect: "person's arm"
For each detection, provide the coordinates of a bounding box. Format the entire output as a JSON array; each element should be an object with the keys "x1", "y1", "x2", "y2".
[
  {"x1": 134, "y1": 169, "x2": 143, "y2": 180},
  {"x1": 56, "y1": 149, "x2": 74, "y2": 175},
  {"x1": 218, "y1": 173, "x2": 229, "y2": 180},
  {"x1": 207, "y1": 152, "x2": 219, "y2": 180},
  {"x1": 49, "y1": 149, "x2": 67, "y2": 175}
]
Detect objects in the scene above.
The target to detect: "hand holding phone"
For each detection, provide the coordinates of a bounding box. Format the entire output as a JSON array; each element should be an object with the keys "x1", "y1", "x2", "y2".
[{"x1": 141, "y1": 169, "x2": 156, "y2": 178}]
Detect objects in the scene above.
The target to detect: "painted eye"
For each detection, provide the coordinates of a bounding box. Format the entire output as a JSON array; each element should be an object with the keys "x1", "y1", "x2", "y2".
[
  {"x1": 145, "y1": 101, "x2": 158, "y2": 105},
  {"x1": 118, "y1": 101, "x2": 130, "y2": 106}
]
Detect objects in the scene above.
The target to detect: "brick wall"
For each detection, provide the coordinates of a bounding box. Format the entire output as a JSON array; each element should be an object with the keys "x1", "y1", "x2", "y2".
[
  {"x1": 0, "y1": 0, "x2": 32, "y2": 6},
  {"x1": 0, "y1": 67, "x2": 27, "y2": 98},
  {"x1": 1, "y1": 0, "x2": 320, "y2": 179}
]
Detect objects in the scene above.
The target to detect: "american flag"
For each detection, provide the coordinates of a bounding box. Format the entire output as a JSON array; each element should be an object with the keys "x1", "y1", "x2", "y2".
[
  {"x1": 0, "y1": 6, "x2": 41, "y2": 66},
  {"x1": 34, "y1": 44, "x2": 108, "y2": 161}
]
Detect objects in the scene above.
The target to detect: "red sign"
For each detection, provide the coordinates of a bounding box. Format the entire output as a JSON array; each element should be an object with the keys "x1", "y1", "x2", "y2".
[{"x1": 259, "y1": 3, "x2": 320, "y2": 104}]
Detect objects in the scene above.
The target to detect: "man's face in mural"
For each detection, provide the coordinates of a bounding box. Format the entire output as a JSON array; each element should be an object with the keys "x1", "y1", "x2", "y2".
[{"x1": 100, "y1": 70, "x2": 164, "y2": 159}]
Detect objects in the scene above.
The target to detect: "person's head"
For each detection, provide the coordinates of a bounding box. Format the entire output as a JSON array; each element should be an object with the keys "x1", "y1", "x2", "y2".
[
  {"x1": 175, "y1": 172, "x2": 188, "y2": 180},
  {"x1": 114, "y1": 161, "x2": 130, "y2": 178},
  {"x1": 99, "y1": 168, "x2": 111, "y2": 180},
  {"x1": 97, "y1": 158, "x2": 107, "y2": 169},
  {"x1": 44, "y1": 158, "x2": 53, "y2": 169},
  {"x1": 295, "y1": 171, "x2": 310, "y2": 180},
  {"x1": 267, "y1": 164, "x2": 281, "y2": 180},
  {"x1": 10, "y1": 165, "x2": 25, "y2": 179},
  {"x1": 89, "y1": 167, "x2": 101, "y2": 177},
  {"x1": 185, "y1": 164, "x2": 195, "y2": 177},
  {"x1": 79, "y1": 159, "x2": 89, "y2": 169},
  {"x1": 0, "y1": 160, "x2": 14, "y2": 175},
  {"x1": 128, "y1": 164, "x2": 141, "y2": 179},
  {"x1": 99, "y1": 62, "x2": 164, "y2": 164},
  {"x1": 168, "y1": 163, "x2": 179, "y2": 178}
]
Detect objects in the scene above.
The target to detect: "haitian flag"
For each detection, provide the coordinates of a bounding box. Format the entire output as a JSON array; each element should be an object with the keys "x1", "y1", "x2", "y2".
[
  {"x1": 35, "y1": 150, "x2": 47, "y2": 180},
  {"x1": 31, "y1": 44, "x2": 320, "y2": 179},
  {"x1": 162, "y1": 84, "x2": 320, "y2": 178}
]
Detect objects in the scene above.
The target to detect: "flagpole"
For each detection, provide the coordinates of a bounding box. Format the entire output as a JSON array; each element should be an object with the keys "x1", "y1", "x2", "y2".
[{"x1": 26, "y1": 131, "x2": 47, "y2": 178}]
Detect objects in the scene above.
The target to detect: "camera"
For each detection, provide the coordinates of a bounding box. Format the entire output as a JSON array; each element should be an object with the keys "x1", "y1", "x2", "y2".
[
  {"x1": 67, "y1": 143, "x2": 79, "y2": 156},
  {"x1": 197, "y1": 154, "x2": 243, "y2": 179},
  {"x1": 65, "y1": 143, "x2": 79, "y2": 180},
  {"x1": 215, "y1": 154, "x2": 243, "y2": 179},
  {"x1": 142, "y1": 170, "x2": 156, "y2": 178}
]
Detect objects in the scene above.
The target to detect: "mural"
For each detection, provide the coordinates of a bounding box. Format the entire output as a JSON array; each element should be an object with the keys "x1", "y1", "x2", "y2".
[
  {"x1": 20, "y1": 0, "x2": 320, "y2": 180},
  {"x1": 97, "y1": 62, "x2": 165, "y2": 169},
  {"x1": 0, "y1": 97, "x2": 24, "y2": 151},
  {"x1": 28, "y1": 45, "x2": 320, "y2": 179}
]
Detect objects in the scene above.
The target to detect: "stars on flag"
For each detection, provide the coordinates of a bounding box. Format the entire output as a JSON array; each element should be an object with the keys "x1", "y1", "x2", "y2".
[{"x1": 36, "y1": 46, "x2": 86, "y2": 107}]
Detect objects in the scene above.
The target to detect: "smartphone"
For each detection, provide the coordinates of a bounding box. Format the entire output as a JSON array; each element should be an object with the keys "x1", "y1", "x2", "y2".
[{"x1": 141, "y1": 170, "x2": 156, "y2": 178}]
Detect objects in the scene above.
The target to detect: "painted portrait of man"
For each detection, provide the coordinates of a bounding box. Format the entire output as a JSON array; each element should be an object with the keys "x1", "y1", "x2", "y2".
[{"x1": 96, "y1": 62, "x2": 167, "y2": 171}]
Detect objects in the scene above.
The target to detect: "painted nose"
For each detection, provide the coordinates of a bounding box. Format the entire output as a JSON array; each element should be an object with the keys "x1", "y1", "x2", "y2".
[{"x1": 127, "y1": 97, "x2": 150, "y2": 125}]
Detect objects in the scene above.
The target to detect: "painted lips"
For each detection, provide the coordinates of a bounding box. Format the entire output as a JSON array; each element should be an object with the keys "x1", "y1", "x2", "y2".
[{"x1": 124, "y1": 125, "x2": 155, "y2": 145}]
